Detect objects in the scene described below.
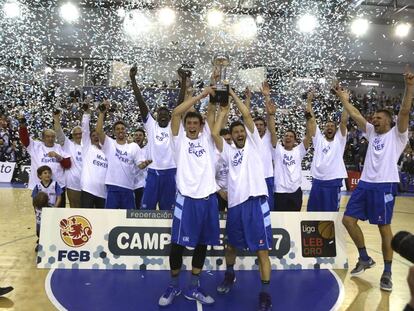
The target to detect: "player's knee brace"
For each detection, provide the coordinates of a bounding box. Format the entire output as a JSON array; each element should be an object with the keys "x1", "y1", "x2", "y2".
[
  {"x1": 169, "y1": 243, "x2": 185, "y2": 270},
  {"x1": 192, "y1": 244, "x2": 207, "y2": 269}
]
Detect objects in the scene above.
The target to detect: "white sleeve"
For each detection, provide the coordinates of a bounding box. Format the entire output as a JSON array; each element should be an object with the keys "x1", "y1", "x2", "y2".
[
  {"x1": 101, "y1": 135, "x2": 114, "y2": 154},
  {"x1": 298, "y1": 142, "x2": 307, "y2": 159},
  {"x1": 81, "y1": 114, "x2": 91, "y2": 147},
  {"x1": 313, "y1": 127, "x2": 322, "y2": 144},
  {"x1": 364, "y1": 123, "x2": 375, "y2": 141}
]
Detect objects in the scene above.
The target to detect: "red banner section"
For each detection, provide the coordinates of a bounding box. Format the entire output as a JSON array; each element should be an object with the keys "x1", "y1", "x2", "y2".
[{"x1": 347, "y1": 171, "x2": 361, "y2": 191}]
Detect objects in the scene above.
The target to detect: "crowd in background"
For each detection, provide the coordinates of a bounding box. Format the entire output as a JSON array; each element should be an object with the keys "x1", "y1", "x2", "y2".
[{"x1": 1, "y1": 81, "x2": 414, "y2": 190}]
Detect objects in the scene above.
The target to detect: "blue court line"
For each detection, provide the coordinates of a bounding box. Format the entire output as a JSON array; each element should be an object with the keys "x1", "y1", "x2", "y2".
[{"x1": 46, "y1": 269, "x2": 343, "y2": 311}]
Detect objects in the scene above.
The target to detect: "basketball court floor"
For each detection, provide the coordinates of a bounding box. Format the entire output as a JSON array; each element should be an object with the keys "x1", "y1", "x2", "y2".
[{"x1": 0, "y1": 184, "x2": 413, "y2": 311}]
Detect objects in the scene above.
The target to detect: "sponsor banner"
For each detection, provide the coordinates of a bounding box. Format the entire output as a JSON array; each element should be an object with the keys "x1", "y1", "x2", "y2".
[
  {"x1": 0, "y1": 161, "x2": 16, "y2": 182},
  {"x1": 301, "y1": 170, "x2": 346, "y2": 191},
  {"x1": 347, "y1": 170, "x2": 361, "y2": 191},
  {"x1": 38, "y1": 209, "x2": 348, "y2": 270}
]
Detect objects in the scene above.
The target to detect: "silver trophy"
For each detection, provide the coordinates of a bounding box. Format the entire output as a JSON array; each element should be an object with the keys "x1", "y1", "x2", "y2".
[{"x1": 211, "y1": 53, "x2": 230, "y2": 106}]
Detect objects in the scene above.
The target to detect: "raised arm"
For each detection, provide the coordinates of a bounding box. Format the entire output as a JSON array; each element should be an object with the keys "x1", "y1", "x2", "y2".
[
  {"x1": 305, "y1": 91, "x2": 317, "y2": 138},
  {"x1": 230, "y1": 88, "x2": 254, "y2": 133},
  {"x1": 130, "y1": 65, "x2": 149, "y2": 120},
  {"x1": 397, "y1": 71, "x2": 414, "y2": 133},
  {"x1": 171, "y1": 87, "x2": 214, "y2": 136},
  {"x1": 96, "y1": 101, "x2": 110, "y2": 144},
  {"x1": 18, "y1": 115, "x2": 30, "y2": 147},
  {"x1": 303, "y1": 114, "x2": 313, "y2": 150},
  {"x1": 81, "y1": 103, "x2": 91, "y2": 145},
  {"x1": 339, "y1": 106, "x2": 349, "y2": 137},
  {"x1": 244, "y1": 86, "x2": 252, "y2": 111},
  {"x1": 334, "y1": 86, "x2": 367, "y2": 132},
  {"x1": 53, "y1": 111, "x2": 66, "y2": 146},
  {"x1": 206, "y1": 101, "x2": 216, "y2": 132},
  {"x1": 212, "y1": 104, "x2": 230, "y2": 153},
  {"x1": 176, "y1": 68, "x2": 191, "y2": 107},
  {"x1": 265, "y1": 99, "x2": 277, "y2": 148}
]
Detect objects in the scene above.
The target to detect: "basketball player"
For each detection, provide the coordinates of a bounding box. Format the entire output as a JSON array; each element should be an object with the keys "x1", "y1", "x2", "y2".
[
  {"x1": 133, "y1": 128, "x2": 150, "y2": 209},
  {"x1": 216, "y1": 128, "x2": 232, "y2": 211},
  {"x1": 158, "y1": 87, "x2": 220, "y2": 306},
  {"x1": 96, "y1": 101, "x2": 145, "y2": 209},
  {"x1": 306, "y1": 90, "x2": 349, "y2": 211},
  {"x1": 212, "y1": 89, "x2": 273, "y2": 311},
  {"x1": 54, "y1": 112, "x2": 82, "y2": 208},
  {"x1": 334, "y1": 70, "x2": 413, "y2": 291}
]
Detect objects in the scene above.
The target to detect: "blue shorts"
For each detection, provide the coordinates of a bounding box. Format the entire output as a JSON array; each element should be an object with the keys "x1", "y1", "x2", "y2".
[
  {"x1": 105, "y1": 185, "x2": 135, "y2": 210},
  {"x1": 265, "y1": 177, "x2": 275, "y2": 211},
  {"x1": 307, "y1": 178, "x2": 343, "y2": 212},
  {"x1": 171, "y1": 192, "x2": 220, "y2": 247},
  {"x1": 141, "y1": 168, "x2": 176, "y2": 210},
  {"x1": 345, "y1": 181, "x2": 398, "y2": 225},
  {"x1": 226, "y1": 196, "x2": 273, "y2": 251}
]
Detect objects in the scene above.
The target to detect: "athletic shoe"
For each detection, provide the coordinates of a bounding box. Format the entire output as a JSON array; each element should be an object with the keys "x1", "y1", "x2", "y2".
[
  {"x1": 258, "y1": 291, "x2": 272, "y2": 311},
  {"x1": 380, "y1": 272, "x2": 393, "y2": 292},
  {"x1": 350, "y1": 258, "x2": 376, "y2": 276},
  {"x1": 183, "y1": 286, "x2": 215, "y2": 305},
  {"x1": 217, "y1": 272, "x2": 236, "y2": 294},
  {"x1": 158, "y1": 285, "x2": 181, "y2": 307},
  {"x1": 0, "y1": 286, "x2": 13, "y2": 296}
]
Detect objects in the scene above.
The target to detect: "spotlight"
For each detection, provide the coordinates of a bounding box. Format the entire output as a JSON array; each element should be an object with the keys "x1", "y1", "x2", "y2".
[
  {"x1": 158, "y1": 7, "x2": 175, "y2": 26},
  {"x1": 3, "y1": 1, "x2": 21, "y2": 19},
  {"x1": 207, "y1": 9, "x2": 224, "y2": 27},
  {"x1": 117, "y1": 8, "x2": 126, "y2": 18},
  {"x1": 256, "y1": 15, "x2": 264, "y2": 25},
  {"x1": 395, "y1": 22, "x2": 411, "y2": 38},
  {"x1": 234, "y1": 16, "x2": 257, "y2": 39},
  {"x1": 351, "y1": 18, "x2": 369, "y2": 36},
  {"x1": 123, "y1": 10, "x2": 151, "y2": 37},
  {"x1": 60, "y1": 2, "x2": 80, "y2": 23},
  {"x1": 297, "y1": 14, "x2": 318, "y2": 33}
]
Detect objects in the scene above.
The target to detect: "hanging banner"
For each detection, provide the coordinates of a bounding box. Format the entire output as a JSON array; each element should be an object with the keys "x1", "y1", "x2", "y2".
[
  {"x1": 0, "y1": 161, "x2": 16, "y2": 182},
  {"x1": 37, "y1": 209, "x2": 348, "y2": 271}
]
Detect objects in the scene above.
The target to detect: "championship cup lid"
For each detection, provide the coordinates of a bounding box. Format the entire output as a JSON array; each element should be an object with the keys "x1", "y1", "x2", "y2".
[{"x1": 212, "y1": 53, "x2": 230, "y2": 67}]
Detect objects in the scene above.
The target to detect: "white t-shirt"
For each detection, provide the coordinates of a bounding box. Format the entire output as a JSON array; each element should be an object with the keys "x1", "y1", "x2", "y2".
[
  {"x1": 215, "y1": 151, "x2": 229, "y2": 190},
  {"x1": 63, "y1": 137, "x2": 82, "y2": 191},
  {"x1": 361, "y1": 123, "x2": 408, "y2": 183},
  {"x1": 311, "y1": 127, "x2": 347, "y2": 180},
  {"x1": 260, "y1": 131, "x2": 274, "y2": 179},
  {"x1": 26, "y1": 140, "x2": 69, "y2": 190},
  {"x1": 273, "y1": 142, "x2": 307, "y2": 193},
  {"x1": 80, "y1": 114, "x2": 108, "y2": 198},
  {"x1": 144, "y1": 114, "x2": 176, "y2": 170},
  {"x1": 133, "y1": 145, "x2": 148, "y2": 189},
  {"x1": 102, "y1": 136, "x2": 144, "y2": 190},
  {"x1": 220, "y1": 127, "x2": 268, "y2": 208},
  {"x1": 171, "y1": 123, "x2": 217, "y2": 198}
]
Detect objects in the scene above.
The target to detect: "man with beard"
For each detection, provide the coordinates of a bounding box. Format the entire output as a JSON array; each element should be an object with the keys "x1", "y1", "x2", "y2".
[
  {"x1": 212, "y1": 88, "x2": 272, "y2": 311},
  {"x1": 268, "y1": 104, "x2": 312, "y2": 212},
  {"x1": 96, "y1": 101, "x2": 145, "y2": 209},
  {"x1": 158, "y1": 87, "x2": 219, "y2": 307},
  {"x1": 130, "y1": 66, "x2": 189, "y2": 210},
  {"x1": 334, "y1": 70, "x2": 413, "y2": 292},
  {"x1": 306, "y1": 91, "x2": 349, "y2": 211}
]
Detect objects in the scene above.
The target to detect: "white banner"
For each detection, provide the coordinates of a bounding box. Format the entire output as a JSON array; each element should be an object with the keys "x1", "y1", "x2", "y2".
[
  {"x1": 301, "y1": 170, "x2": 347, "y2": 191},
  {"x1": 0, "y1": 161, "x2": 16, "y2": 182},
  {"x1": 37, "y1": 209, "x2": 348, "y2": 271}
]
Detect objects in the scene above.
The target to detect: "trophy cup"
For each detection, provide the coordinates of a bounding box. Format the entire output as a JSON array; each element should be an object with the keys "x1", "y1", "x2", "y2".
[{"x1": 210, "y1": 53, "x2": 230, "y2": 106}]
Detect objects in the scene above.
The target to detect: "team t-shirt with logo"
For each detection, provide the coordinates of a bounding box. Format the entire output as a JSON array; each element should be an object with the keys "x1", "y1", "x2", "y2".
[
  {"x1": 144, "y1": 114, "x2": 176, "y2": 170},
  {"x1": 220, "y1": 127, "x2": 268, "y2": 208},
  {"x1": 361, "y1": 123, "x2": 408, "y2": 183},
  {"x1": 134, "y1": 145, "x2": 148, "y2": 189},
  {"x1": 62, "y1": 137, "x2": 82, "y2": 191},
  {"x1": 311, "y1": 127, "x2": 347, "y2": 180},
  {"x1": 80, "y1": 114, "x2": 108, "y2": 198},
  {"x1": 215, "y1": 151, "x2": 229, "y2": 190},
  {"x1": 26, "y1": 140, "x2": 70, "y2": 190},
  {"x1": 273, "y1": 142, "x2": 307, "y2": 193},
  {"x1": 102, "y1": 136, "x2": 144, "y2": 190},
  {"x1": 171, "y1": 123, "x2": 217, "y2": 199}
]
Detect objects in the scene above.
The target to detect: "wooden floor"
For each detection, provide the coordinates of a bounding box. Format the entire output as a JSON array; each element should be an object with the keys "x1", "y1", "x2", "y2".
[{"x1": 0, "y1": 187, "x2": 412, "y2": 311}]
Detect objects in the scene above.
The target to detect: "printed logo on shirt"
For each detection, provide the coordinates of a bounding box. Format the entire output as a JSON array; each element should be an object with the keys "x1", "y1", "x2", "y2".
[
  {"x1": 373, "y1": 136, "x2": 385, "y2": 151},
  {"x1": 282, "y1": 154, "x2": 296, "y2": 167},
  {"x1": 231, "y1": 149, "x2": 244, "y2": 166},
  {"x1": 155, "y1": 132, "x2": 169, "y2": 142},
  {"x1": 93, "y1": 154, "x2": 108, "y2": 168},
  {"x1": 59, "y1": 215, "x2": 93, "y2": 248},
  {"x1": 41, "y1": 153, "x2": 58, "y2": 163},
  {"x1": 322, "y1": 145, "x2": 331, "y2": 154},
  {"x1": 76, "y1": 151, "x2": 82, "y2": 162},
  {"x1": 115, "y1": 148, "x2": 131, "y2": 164},
  {"x1": 188, "y1": 141, "x2": 206, "y2": 157}
]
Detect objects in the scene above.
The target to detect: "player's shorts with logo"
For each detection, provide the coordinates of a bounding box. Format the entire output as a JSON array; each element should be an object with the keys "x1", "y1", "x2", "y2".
[
  {"x1": 345, "y1": 181, "x2": 398, "y2": 224},
  {"x1": 226, "y1": 196, "x2": 273, "y2": 251},
  {"x1": 141, "y1": 168, "x2": 176, "y2": 210},
  {"x1": 307, "y1": 178, "x2": 343, "y2": 212},
  {"x1": 171, "y1": 192, "x2": 220, "y2": 247}
]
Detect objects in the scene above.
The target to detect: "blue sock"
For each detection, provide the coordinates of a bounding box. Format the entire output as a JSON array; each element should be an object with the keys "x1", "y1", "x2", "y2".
[
  {"x1": 191, "y1": 273, "x2": 200, "y2": 287},
  {"x1": 383, "y1": 261, "x2": 392, "y2": 274},
  {"x1": 261, "y1": 280, "x2": 270, "y2": 293},
  {"x1": 226, "y1": 264, "x2": 234, "y2": 274},
  {"x1": 171, "y1": 274, "x2": 179, "y2": 287},
  {"x1": 357, "y1": 247, "x2": 370, "y2": 261}
]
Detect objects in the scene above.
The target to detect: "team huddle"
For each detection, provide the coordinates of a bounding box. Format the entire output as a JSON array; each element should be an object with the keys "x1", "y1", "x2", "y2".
[{"x1": 19, "y1": 67, "x2": 414, "y2": 311}]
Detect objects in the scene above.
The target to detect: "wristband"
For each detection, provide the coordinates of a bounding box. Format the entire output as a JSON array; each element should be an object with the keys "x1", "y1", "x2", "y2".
[{"x1": 305, "y1": 112, "x2": 313, "y2": 120}]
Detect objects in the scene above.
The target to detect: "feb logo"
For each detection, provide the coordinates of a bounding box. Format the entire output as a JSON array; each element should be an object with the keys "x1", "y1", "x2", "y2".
[{"x1": 60, "y1": 215, "x2": 92, "y2": 247}]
